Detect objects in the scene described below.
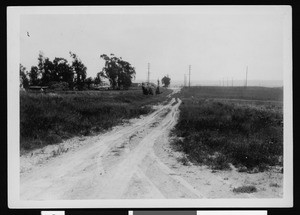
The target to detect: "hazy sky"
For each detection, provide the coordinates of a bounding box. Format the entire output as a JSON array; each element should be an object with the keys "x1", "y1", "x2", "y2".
[{"x1": 20, "y1": 6, "x2": 287, "y2": 83}]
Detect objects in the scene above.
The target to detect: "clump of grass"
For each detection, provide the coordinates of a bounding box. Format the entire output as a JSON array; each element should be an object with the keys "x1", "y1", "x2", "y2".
[
  {"x1": 171, "y1": 87, "x2": 283, "y2": 171},
  {"x1": 45, "y1": 134, "x2": 63, "y2": 144},
  {"x1": 211, "y1": 154, "x2": 231, "y2": 170},
  {"x1": 20, "y1": 88, "x2": 172, "y2": 151},
  {"x1": 177, "y1": 156, "x2": 190, "y2": 166},
  {"x1": 233, "y1": 185, "x2": 257, "y2": 193},
  {"x1": 52, "y1": 145, "x2": 68, "y2": 157},
  {"x1": 269, "y1": 182, "x2": 280, "y2": 188},
  {"x1": 237, "y1": 166, "x2": 248, "y2": 172}
]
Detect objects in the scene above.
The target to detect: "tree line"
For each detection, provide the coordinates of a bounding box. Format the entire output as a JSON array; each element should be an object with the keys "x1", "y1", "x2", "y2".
[
  {"x1": 20, "y1": 52, "x2": 137, "y2": 91},
  {"x1": 20, "y1": 52, "x2": 171, "y2": 91}
]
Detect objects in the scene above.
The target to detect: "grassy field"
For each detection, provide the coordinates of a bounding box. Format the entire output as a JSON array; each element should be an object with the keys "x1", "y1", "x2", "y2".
[
  {"x1": 20, "y1": 87, "x2": 171, "y2": 152},
  {"x1": 172, "y1": 86, "x2": 283, "y2": 172},
  {"x1": 178, "y1": 86, "x2": 283, "y2": 101}
]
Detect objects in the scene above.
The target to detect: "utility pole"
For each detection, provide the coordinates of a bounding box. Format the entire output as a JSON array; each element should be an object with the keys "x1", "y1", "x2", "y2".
[
  {"x1": 147, "y1": 63, "x2": 150, "y2": 83},
  {"x1": 189, "y1": 65, "x2": 191, "y2": 88},
  {"x1": 245, "y1": 65, "x2": 248, "y2": 87}
]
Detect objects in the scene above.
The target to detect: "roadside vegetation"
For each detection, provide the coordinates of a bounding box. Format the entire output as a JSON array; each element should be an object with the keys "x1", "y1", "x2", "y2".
[
  {"x1": 233, "y1": 185, "x2": 257, "y2": 193},
  {"x1": 20, "y1": 88, "x2": 171, "y2": 153},
  {"x1": 20, "y1": 51, "x2": 173, "y2": 153},
  {"x1": 172, "y1": 86, "x2": 283, "y2": 172}
]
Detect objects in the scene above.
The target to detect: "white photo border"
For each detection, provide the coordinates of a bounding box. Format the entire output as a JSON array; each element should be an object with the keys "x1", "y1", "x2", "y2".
[{"x1": 7, "y1": 5, "x2": 293, "y2": 208}]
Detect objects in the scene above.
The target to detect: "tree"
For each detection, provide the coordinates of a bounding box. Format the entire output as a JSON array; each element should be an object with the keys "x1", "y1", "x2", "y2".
[
  {"x1": 29, "y1": 66, "x2": 40, "y2": 86},
  {"x1": 19, "y1": 64, "x2": 29, "y2": 89},
  {"x1": 161, "y1": 75, "x2": 171, "y2": 87},
  {"x1": 99, "y1": 54, "x2": 136, "y2": 90},
  {"x1": 70, "y1": 52, "x2": 87, "y2": 90},
  {"x1": 37, "y1": 51, "x2": 45, "y2": 83},
  {"x1": 85, "y1": 77, "x2": 93, "y2": 89},
  {"x1": 94, "y1": 72, "x2": 102, "y2": 85},
  {"x1": 42, "y1": 57, "x2": 55, "y2": 86},
  {"x1": 53, "y1": 57, "x2": 74, "y2": 89},
  {"x1": 37, "y1": 51, "x2": 57, "y2": 87}
]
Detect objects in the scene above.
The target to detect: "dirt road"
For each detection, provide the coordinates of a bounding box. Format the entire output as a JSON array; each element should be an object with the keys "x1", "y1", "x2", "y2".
[{"x1": 20, "y1": 88, "x2": 283, "y2": 200}]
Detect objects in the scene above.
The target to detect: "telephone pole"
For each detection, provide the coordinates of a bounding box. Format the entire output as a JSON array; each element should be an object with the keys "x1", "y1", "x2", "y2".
[
  {"x1": 188, "y1": 65, "x2": 191, "y2": 88},
  {"x1": 147, "y1": 63, "x2": 150, "y2": 83},
  {"x1": 245, "y1": 65, "x2": 248, "y2": 87}
]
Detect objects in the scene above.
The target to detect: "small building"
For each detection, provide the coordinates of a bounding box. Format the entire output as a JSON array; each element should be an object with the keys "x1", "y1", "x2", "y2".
[
  {"x1": 28, "y1": 86, "x2": 48, "y2": 92},
  {"x1": 131, "y1": 83, "x2": 141, "y2": 87},
  {"x1": 92, "y1": 82, "x2": 111, "y2": 90}
]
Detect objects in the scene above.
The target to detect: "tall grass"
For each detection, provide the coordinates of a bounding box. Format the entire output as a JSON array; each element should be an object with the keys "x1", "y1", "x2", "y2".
[
  {"x1": 172, "y1": 87, "x2": 283, "y2": 171},
  {"x1": 20, "y1": 88, "x2": 171, "y2": 152}
]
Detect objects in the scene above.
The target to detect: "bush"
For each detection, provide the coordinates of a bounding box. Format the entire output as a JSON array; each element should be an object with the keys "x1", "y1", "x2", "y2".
[
  {"x1": 49, "y1": 81, "x2": 69, "y2": 91},
  {"x1": 45, "y1": 134, "x2": 62, "y2": 144},
  {"x1": 211, "y1": 154, "x2": 231, "y2": 170},
  {"x1": 233, "y1": 185, "x2": 257, "y2": 193},
  {"x1": 177, "y1": 156, "x2": 190, "y2": 166}
]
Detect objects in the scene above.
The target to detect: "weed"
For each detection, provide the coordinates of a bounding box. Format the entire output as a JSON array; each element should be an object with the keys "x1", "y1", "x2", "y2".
[
  {"x1": 177, "y1": 156, "x2": 190, "y2": 166},
  {"x1": 45, "y1": 134, "x2": 62, "y2": 145},
  {"x1": 269, "y1": 183, "x2": 280, "y2": 188},
  {"x1": 233, "y1": 185, "x2": 257, "y2": 193},
  {"x1": 211, "y1": 154, "x2": 231, "y2": 170},
  {"x1": 159, "y1": 108, "x2": 171, "y2": 117},
  {"x1": 237, "y1": 166, "x2": 248, "y2": 172}
]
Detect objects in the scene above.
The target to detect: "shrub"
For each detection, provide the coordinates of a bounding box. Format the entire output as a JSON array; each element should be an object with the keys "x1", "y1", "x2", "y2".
[
  {"x1": 45, "y1": 134, "x2": 62, "y2": 144},
  {"x1": 269, "y1": 183, "x2": 280, "y2": 187},
  {"x1": 233, "y1": 185, "x2": 257, "y2": 193},
  {"x1": 49, "y1": 81, "x2": 69, "y2": 91},
  {"x1": 177, "y1": 156, "x2": 190, "y2": 166},
  {"x1": 211, "y1": 154, "x2": 231, "y2": 170}
]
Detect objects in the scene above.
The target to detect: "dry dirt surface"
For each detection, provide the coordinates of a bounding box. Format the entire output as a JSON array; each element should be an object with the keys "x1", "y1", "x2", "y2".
[{"x1": 20, "y1": 88, "x2": 282, "y2": 200}]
